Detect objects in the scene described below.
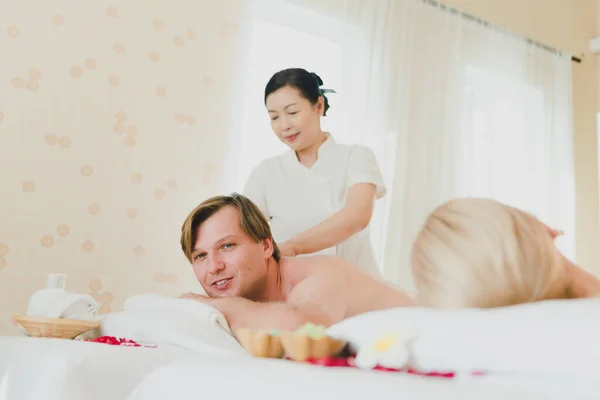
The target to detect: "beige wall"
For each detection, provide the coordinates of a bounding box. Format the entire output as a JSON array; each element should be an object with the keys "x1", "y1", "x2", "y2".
[
  {"x1": 443, "y1": 0, "x2": 600, "y2": 273},
  {"x1": 0, "y1": 0, "x2": 243, "y2": 335}
]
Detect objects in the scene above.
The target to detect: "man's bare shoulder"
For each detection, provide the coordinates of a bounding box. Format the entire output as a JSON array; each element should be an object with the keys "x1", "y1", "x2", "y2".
[
  {"x1": 281, "y1": 254, "x2": 413, "y2": 319},
  {"x1": 277, "y1": 255, "x2": 348, "y2": 295},
  {"x1": 284, "y1": 255, "x2": 349, "y2": 277},
  {"x1": 301, "y1": 254, "x2": 348, "y2": 268}
]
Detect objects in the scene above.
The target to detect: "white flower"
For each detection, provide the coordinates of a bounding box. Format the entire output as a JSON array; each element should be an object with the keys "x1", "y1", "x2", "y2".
[{"x1": 354, "y1": 330, "x2": 415, "y2": 370}]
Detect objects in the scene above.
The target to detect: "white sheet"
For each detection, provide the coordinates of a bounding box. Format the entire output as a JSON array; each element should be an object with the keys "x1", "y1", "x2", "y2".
[
  {"x1": 126, "y1": 357, "x2": 600, "y2": 400},
  {"x1": 0, "y1": 337, "x2": 198, "y2": 400}
]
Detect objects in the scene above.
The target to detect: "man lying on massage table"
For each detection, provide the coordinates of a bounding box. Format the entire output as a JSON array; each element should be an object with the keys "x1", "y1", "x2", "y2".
[
  {"x1": 179, "y1": 193, "x2": 600, "y2": 333},
  {"x1": 178, "y1": 193, "x2": 414, "y2": 332}
]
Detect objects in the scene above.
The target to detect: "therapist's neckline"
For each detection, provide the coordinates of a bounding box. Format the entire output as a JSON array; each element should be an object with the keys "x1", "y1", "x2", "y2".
[{"x1": 295, "y1": 131, "x2": 330, "y2": 169}]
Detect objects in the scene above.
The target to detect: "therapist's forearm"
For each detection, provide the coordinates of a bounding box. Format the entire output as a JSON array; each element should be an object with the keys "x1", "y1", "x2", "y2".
[{"x1": 289, "y1": 208, "x2": 368, "y2": 255}]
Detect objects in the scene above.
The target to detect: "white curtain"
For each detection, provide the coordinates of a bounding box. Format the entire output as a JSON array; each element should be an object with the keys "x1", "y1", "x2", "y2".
[{"x1": 231, "y1": 0, "x2": 576, "y2": 292}]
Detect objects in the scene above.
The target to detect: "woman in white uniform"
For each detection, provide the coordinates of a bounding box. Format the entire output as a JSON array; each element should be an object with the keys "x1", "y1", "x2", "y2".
[{"x1": 243, "y1": 68, "x2": 386, "y2": 277}]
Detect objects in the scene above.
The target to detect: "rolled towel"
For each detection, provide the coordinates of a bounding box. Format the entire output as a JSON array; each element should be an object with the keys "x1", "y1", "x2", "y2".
[
  {"x1": 124, "y1": 293, "x2": 232, "y2": 334},
  {"x1": 26, "y1": 288, "x2": 99, "y2": 320}
]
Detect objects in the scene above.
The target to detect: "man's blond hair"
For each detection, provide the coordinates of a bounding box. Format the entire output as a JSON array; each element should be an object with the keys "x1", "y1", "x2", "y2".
[
  {"x1": 180, "y1": 193, "x2": 280, "y2": 263},
  {"x1": 411, "y1": 197, "x2": 569, "y2": 308}
]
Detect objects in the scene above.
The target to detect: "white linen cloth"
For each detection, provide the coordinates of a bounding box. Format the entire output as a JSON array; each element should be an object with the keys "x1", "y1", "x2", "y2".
[
  {"x1": 99, "y1": 294, "x2": 245, "y2": 355},
  {"x1": 25, "y1": 288, "x2": 99, "y2": 320},
  {"x1": 124, "y1": 293, "x2": 232, "y2": 334},
  {"x1": 327, "y1": 298, "x2": 600, "y2": 382}
]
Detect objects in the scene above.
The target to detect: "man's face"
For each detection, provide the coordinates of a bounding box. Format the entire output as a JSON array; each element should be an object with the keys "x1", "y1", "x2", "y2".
[{"x1": 190, "y1": 206, "x2": 271, "y2": 298}]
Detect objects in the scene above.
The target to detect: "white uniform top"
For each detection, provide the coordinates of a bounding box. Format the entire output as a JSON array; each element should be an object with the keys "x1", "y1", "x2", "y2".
[{"x1": 243, "y1": 133, "x2": 387, "y2": 277}]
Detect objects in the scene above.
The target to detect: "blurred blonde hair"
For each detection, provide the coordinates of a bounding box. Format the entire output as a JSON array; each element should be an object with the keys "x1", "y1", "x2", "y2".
[{"x1": 411, "y1": 197, "x2": 569, "y2": 308}]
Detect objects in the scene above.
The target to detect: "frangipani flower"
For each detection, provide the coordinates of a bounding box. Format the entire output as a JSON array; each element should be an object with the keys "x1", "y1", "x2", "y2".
[{"x1": 354, "y1": 330, "x2": 415, "y2": 370}]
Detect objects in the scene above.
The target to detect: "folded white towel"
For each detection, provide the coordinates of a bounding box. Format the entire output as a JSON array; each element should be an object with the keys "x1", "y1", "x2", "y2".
[
  {"x1": 26, "y1": 288, "x2": 99, "y2": 320},
  {"x1": 98, "y1": 293, "x2": 243, "y2": 354},
  {"x1": 124, "y1": 293, "x2": 232, "y2": 334}
]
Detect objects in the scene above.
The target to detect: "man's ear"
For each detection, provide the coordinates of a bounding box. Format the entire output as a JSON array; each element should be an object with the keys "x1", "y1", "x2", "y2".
[{"x1": 262, "y1": 237, "x2": 274, "y2": 259}]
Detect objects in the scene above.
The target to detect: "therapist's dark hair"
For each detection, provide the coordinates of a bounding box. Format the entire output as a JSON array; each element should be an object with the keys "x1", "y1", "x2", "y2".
[
  {"x1": 264, "y1": 68, "x2": 330, "y2": 116},
  {"x1": 180, "y1": 193, "x2": 281, "y2": 263}
]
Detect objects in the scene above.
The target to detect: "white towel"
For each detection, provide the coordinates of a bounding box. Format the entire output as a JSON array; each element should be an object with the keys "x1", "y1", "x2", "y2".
[
  {"x1": 124, "y1": 293, "x2": 232, "y2": 334},
  {"x1": 26, "y1": 288, "x2": 99, "y2": 320},
  {"x1": 99, "y1": 293, "x2": 244, "y2": 354}
]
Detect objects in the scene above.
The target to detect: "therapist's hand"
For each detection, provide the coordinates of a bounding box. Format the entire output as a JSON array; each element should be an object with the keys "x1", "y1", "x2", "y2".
[{"x1": 278, "y1": 241, "x2": 298, "y2": 257}]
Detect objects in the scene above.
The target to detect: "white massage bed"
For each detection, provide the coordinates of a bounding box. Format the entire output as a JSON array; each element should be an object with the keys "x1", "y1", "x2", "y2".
[
  {"x1": 2, "y1": 296, "x2": 598, "y2": 400},
  {"x1": 0, "y1": 336, "x2": 597, "y2": 400},
  {"x1": 126, "y1": 356, "x2": 600, "y2": 400}
]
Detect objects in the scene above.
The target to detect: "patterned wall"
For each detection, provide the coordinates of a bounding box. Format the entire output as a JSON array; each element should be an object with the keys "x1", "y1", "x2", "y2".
[{"x1": 0, "y1": 0, "x2": 242, "y2": 334}]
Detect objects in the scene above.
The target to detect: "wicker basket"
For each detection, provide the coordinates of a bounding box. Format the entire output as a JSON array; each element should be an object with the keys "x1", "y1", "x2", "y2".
[{"x1": 12, "y1": 314, "x2": 100, "y2": 340}]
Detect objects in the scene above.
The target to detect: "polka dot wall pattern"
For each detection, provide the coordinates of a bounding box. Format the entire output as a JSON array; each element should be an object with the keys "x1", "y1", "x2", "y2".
[
  {"x1": 0, "y1": 244, "x2": 9, "y2": 271},
  {"x1": 154, "y1": 271, "x2": 179, "y2": 285},
  {"x1": 12, "y1": 67, "x2": 42, "y2": 93},
  {"x1": 0, "y1": 0, "x2": 242, "y2": 335},
  {"x1": 89, "y1": 279, "x2": 113, "y2": 314}
]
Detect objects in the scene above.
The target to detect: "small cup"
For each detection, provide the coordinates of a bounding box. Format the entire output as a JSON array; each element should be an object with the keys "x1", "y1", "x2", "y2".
[
  {"x1": 235, "y1": 329, "x2": 284, "y2": 358},
  {"x1": 280, "y1": 332, "x2": 346, "y2": 362}
]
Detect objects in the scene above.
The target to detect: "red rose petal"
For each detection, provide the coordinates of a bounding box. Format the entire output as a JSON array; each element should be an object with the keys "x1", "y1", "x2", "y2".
[
  {"x1": 299, "y1": 354, "x2": 483, "y2": 379},
  {"x1": 86, "y1": 336, "x2": 151, "y2": 347}
]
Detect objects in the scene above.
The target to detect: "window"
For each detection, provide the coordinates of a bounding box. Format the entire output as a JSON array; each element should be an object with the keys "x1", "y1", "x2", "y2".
[
  {"x1": 462, "y1": 64, "x2": 574, "y2": 258},
  {"x1": 462, "y1": 65, "x2": 547, "y2": 215}
]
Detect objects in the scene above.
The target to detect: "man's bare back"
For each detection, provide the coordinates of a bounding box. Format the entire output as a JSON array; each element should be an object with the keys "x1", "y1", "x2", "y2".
[{"x1": 278, "y1": 255, "x2": 414, "y2": 319}]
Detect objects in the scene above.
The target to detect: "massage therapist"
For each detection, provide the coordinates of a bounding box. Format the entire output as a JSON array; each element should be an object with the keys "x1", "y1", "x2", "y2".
[{"x1": 243, "y1": 68, "x2": 387, "y2": 277}]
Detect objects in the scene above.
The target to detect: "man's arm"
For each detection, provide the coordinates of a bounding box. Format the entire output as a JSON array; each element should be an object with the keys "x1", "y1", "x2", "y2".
[
  {"x1": 563, "y1": 255, "x2": 600, "y2": 298},
  {"x1": 201, "y1": 295, "x2": 340, "y2": 333},
  {"x1": 185, "y1": 267, "x2": 347, "y2": 332},
  {"x1": 543, "y1": 224, "x2": 600, "y2": 298}
]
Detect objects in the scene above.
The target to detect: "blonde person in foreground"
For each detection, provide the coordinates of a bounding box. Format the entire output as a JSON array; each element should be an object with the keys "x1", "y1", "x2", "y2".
[
  {"x1": 411, "y1": 197, "x2": 600, "y2": 308},
  {"x1": 179, "y1": 193, "x2": 414, "y2": 332}
]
